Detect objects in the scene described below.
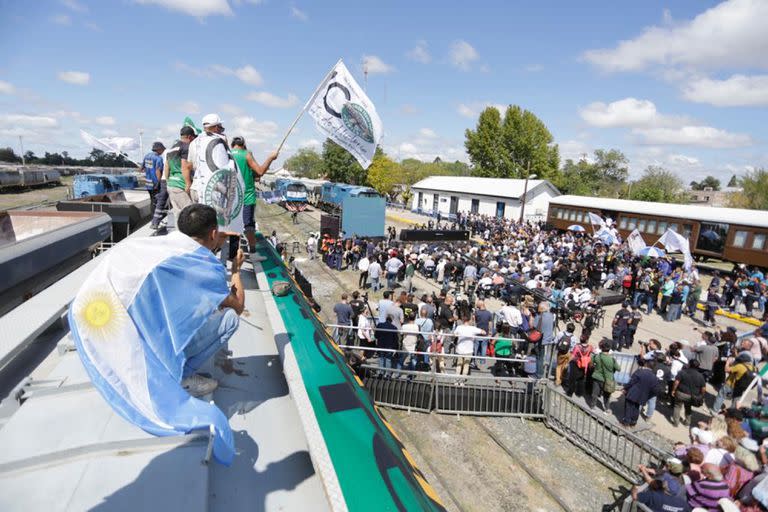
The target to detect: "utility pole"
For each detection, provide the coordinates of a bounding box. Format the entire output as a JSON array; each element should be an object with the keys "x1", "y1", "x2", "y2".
[
  {"x1": 138, "y1": 129, "x2": 144, "y2": 159},
  {"x1": 19, "y1": 135, "x2": 25, "y2": 166},
  {"x1": 363, "y1": 60, "x2": 368, "y2": 92},
  {"x1": 518, "y1": 161, "x2": 531, "y2": 224}
]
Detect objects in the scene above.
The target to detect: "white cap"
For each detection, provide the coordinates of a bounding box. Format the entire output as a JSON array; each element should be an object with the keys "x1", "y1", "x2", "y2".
[{"x1": 202, "y1": 113, "x2": 222, "y2": 126}]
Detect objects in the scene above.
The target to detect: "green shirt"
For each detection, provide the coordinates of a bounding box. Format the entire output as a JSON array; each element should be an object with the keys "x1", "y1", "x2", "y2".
[
  {"x1": 166, "y1": 140, "x2": 189, "y2": 190},
  {"x1": 591, "y1": 352, "x2": 619, "y2": 382},
  {"x1": 232, "y1": 148, "x2": 256, "y2": 205},
  {"x1": 494, "y1": 337, "x2": 514, "y2": 357}
]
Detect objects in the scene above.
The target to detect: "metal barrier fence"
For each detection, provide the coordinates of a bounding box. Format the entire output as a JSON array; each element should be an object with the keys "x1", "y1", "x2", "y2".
[
  {"x1": 540, "y1": 388, "x2": 669, "y2": 483},
  {"x1": 359, "y1": 364, "x2": 671, "y2": 485}
]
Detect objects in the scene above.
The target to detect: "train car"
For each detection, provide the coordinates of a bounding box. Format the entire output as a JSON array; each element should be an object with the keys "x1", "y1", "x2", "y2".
[
  {"x1": 547, "y1": 195, "x2": 768, "y2": 268},
  {"x1": 274, "y1": 178, "x2": 308, "y2": 211},
  {"x1": 295, "y1": 178, "x2": 329, "y2": 205},
  {"x1": 319, "y1": 182, "x2": 381, "y2": 211}
]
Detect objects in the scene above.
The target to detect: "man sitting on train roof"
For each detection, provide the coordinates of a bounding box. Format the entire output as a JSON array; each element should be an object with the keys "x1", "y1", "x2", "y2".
[{"x1": 176, "y1": 203, "x2": 245, "y2": 397}]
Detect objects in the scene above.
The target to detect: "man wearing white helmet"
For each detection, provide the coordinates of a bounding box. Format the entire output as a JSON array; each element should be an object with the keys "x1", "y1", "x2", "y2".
[{"x1": 188, "y1": 113, "x2": 232, "y2": 202}]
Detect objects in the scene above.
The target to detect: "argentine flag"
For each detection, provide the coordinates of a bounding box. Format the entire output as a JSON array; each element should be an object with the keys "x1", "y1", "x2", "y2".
[{"x1": 69, "y1": 231, "x2": 235, "y2": 465}]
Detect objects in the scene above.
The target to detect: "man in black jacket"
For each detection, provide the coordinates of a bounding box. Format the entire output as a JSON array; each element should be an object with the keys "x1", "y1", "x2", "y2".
[{"x1": 622, "y1": 358, "x2": 659, "y2": 428}]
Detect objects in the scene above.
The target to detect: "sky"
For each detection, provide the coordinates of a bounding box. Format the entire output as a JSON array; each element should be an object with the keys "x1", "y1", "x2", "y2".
[{"x1": 0, "y1": 0, "x2": 766, "y2": 184}]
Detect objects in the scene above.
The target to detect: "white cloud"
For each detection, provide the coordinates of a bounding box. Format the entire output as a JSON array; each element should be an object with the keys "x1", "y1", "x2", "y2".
[
  {"x1": 134, "y1": 0, "x2": 233, "y2": 18},
  {"x1": 406, "y1": 41, "x2": 431, "y2": 64},
  {"x1": 0, "y1": 81, "x2": 15, "y2": 95},
  {"x1": 457, "y1": 102, "x2": 507, "y2": 118},
  {"x1": 419, "y1": 128, "x2": 437, "y2": 138},
  {"x1": 175, "y1": 62, "x2": 263, "y2": 86},
  {"x1": 634, "y1": 125, "x2": 752, "y2": 148},
  {"x1": 449, "y1": 40, "x2": 479, "y2": 71},
  {"x1": 230, "y1": 116, "x2": 279, "y2": 144},
  {"x1": 94, "y1": 116, "x2": 116, "y2": 126},
  {"x1": 61, "y1": 0, "x2": 87, "y2": 12},
  {"x1": 290, "y1": 6, "x2": 308, "y2": 21},
  {"x1": 399, "y1": 142, "x2": 418, "y2": 154},
  {"x1": 101, "y1": 129, "x2": 119, "y2": 137},
  {"x1": 299, "y1": 138, "x2": 320, "y2": 148},
  {"x1": 175, "y1": 100, "x2": 200, "y2": 114},
  {"x1": 245, "y1": 91, "x2": 298, "y2": 108},
  {"x1": 667, "y1": 154, "x2": 700, "y2": 167},
  {"x1": 400, "y1": 104, "x2": 418, "y2": 115},
  {"x1": 662, "y1": 8, "x2": 673, "y2": 25},
  {"x1": 219, "y1": 103, "x2": 244, "y2": 116},
  {"x1": 580, "y1": 98, "x2": 660, "y2": 128},
  {"x1": 51, "y1": 14, "x2": 71, "y2": 25},
  {"x1": 234, "y1": 65, "x2": 263, "y2": 86},
  {"x1": 683, "y1": 74, "x2": 768, "y2": 106},
  {"x1": 560, "y1": 139, "x2": 594, "y2": 163},
  {"x1": 57, "y1": 71, "x2": 90, "y2": 85},
  {"x1": 0, "y1": 114, "x2": 59, "y2": 128},
  {"x1": 583, "y1": 0, "x2": 768, "y2": 72},
  {"x1": 363, "y1": 55, "x2": 394, "y2": 75}
]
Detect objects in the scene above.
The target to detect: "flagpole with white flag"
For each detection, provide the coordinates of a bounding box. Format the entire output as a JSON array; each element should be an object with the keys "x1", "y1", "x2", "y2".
[{"x1": 276, "y1": 59, "x2": 343, "y2": 154}]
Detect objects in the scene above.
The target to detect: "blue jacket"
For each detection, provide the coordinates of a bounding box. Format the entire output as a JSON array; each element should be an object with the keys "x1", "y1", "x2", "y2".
[
  {"x1": 625, "y1": 367, "x2": 658, "y2": 404},
  {"x1": 141, "y1": 152, "x2": 163, "y2": 189}
]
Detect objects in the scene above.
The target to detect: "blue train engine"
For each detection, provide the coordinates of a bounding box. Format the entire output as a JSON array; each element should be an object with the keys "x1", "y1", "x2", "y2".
[{"x1": 274, "y1": 178, "x2": 308, "y2": 212}]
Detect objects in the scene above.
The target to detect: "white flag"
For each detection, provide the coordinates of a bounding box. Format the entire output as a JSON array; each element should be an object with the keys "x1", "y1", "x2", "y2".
[
  {"x1": 657, "y1": 228, "x2": 692, "y2": 271},
  {"x1": 626, "y1": 229, "x2": 647, "y2": 255},
  {"x1": 80, "y1": 129, "x2": 140, "y2": 166},
  {"x1": 588, "y1": 212, "x2": 605, "y2": 226},
  {"x1": 306, "y1": 60, "x2": 383, "y2": 169}
]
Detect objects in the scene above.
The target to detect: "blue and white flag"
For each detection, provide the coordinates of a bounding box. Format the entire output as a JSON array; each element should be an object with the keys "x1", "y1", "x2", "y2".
[
  {"x1": 587, "y1": 211, "x2": 605, "y2": 227},
  {"x1": 69, "y1": 231, "x2": 235, "y2": 465},
  {"x1": 595, "y1": 226, "x2": 619, "y2": 246}
]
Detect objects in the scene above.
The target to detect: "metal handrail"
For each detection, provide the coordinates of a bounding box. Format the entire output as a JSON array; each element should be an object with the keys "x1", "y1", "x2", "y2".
[
  {"x1": 327, "y1": 322, "x2": 527, "y2": 342},
  {"x1": 338, "y1": 345, "x2": 529, "y2": 364}
]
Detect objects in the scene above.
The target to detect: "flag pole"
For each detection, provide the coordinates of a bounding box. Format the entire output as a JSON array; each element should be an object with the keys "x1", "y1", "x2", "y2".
[{"x1": 275, "y1": 58, "x2": 343, "y2": 155}]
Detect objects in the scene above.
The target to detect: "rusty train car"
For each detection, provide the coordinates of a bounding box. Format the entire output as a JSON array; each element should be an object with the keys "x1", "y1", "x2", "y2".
[{"x1": 547, "y1": 195, "x2": 768, "y2": 268}]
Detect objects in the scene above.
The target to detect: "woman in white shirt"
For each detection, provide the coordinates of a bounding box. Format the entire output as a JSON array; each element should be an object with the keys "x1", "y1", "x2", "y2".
[
  {"x1": 401, "y1": 314, "x2": 420, "y2": 371},
  {"x1": 357, "y1": 314, "x2": 373, "y2": 348}
]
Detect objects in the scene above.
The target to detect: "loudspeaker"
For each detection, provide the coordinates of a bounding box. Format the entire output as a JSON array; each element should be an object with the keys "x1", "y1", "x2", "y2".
[
  {"x1": 320, "y1": 214, "x2": 341, "y2": 238},
  {"x1": 399, "y1": 229, "x2": 470, "y2": 242}
]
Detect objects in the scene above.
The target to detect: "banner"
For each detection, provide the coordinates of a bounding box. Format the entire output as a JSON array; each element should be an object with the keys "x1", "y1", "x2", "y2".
[
  {"x1": 595, "y1": 226, "x2": 619, "y2": 246},
  {"x1": 657, "y1": 228, "x2": 693, "y2": 271},
  {"x1": 80, "y1": 129, "x2": 140, "y2": 166},
  {"x1": 306, "y1": 60, "x2": 383, "y2": 169},
  {"x1": 626, "y1": 228, "x2": 647, "y2": 255}
]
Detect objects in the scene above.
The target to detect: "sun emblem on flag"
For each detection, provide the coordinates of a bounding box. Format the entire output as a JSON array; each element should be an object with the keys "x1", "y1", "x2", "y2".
[
  {"x1": 74, "y1": 288, "x2": 126, "y2": 341},
  {"x1": 341, "y1": 103, "x2": 374, "y2": 143}
]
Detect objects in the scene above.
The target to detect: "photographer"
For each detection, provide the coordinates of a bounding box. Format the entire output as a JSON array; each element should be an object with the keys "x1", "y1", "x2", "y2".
[{"x1": 639, "y1": 338, "x2": 665, "y2": 362}]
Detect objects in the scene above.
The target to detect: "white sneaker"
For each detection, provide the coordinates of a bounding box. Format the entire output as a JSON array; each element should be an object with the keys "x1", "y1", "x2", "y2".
[{"x1": 182, "y1": 375, "x2": 218, "y2": 397}]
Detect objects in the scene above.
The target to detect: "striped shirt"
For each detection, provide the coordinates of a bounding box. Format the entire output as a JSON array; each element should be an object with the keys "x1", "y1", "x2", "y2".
[{"x1": 686, "y1": 479, "x2": 730, "y2": 511}]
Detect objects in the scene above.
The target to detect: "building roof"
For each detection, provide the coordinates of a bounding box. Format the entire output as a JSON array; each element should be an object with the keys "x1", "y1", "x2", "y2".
[
  {"x1": 411, "y1": 176, "x2": 558, "y2": 199},
  {"x1": 550, "y1": 195, "x2": 768, "y2": 229}
]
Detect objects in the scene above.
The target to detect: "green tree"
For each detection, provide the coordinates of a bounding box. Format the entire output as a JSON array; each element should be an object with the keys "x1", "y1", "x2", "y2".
[
  {"x1": 464, "y1": 107, "x2": 506, "y2": 177},
  {"x1": 284, "y1": 148, "x2": 324, "y2": 178},
  {"x1": 689, "y1": 175, "x2": 721, "y2": 191},
  {"x1": 553, "y1": 157, "x2": 601, "y2": 195},
  {"x1": 465, "y1": 105, "x2": 560, "y2": 179},
  {"x1": 367, "y1": 155, "x2": 403, "y2": 199},
  {"x1": 593, "y1": 149, "x2": 628, "y2": 197},
  {"x1": 727, "y1": 169, "x2": 768, "y2": 210},
  {"x1": 321, "y1": 139, "x2": 366, "y2": 184},
  {"x1": 0, "y1": 147, "x2": 21, "y2": 163},
  {"x1": 628, "y1": 166, "x2": 686, "y2": 203},
  {"x1": 727, "y1": 175, "x2": 738, "y2": 187}
]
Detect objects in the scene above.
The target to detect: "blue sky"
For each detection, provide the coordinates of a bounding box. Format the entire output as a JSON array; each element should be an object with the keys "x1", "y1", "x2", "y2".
[{"x1": 0, "y1": 0, "x2": 766, "y2": 184}]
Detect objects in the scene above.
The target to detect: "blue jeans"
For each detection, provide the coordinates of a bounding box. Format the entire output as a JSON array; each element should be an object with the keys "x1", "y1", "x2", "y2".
[
  {"x1": 632, "y1": 291, "x2": 644, "y2": 308},
  {"x1": 386, "y1": 272, "x2": 397, "y2": 289},
  {"x1": 645, "y1": 294, "x2": 656, "y2": 314},
  {"x1": 644, "y1": 396, "x2": 657, "y2": 419},
  {"x1": 712, "y1": 384, "x2": 733, "y2": 413},
  {"x1": 666, "y1": 304, "x2": 682, "y2": 322},
  {"x1": 536, "y1": 344, "x2": 554, "y2": 379},
  {"x1": 474, "y1": 338, "x2": 488, "y2": 364},
  {"x1": 370, "y1": 276, "x2": 381, "y2": 291},
  {"x1": 183, "y1": 308, "x2": 239, "y2": 378}
]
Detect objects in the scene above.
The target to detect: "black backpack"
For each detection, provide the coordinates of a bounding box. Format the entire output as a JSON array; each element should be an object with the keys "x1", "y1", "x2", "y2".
[
  {"x1": 556, "y1": 334, "x2": 573, "y2": 355},
  {"x1": 415, "y1": 334, "x2": 428, "y2": 353},
  {"x1": 733, "y1": 365, "x2": 757, "y2": 398}
]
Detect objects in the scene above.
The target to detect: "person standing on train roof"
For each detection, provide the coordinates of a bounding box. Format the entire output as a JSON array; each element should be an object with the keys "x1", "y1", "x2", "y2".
[
  {"x1": 166, "y1": 126, "x2": 197, "y2": 225},
  {"x1": 189, "y1": 114, "x2": 231, "y2": 203},
  {"x1": 230, "y1": 136, "x2": 279, "y2": 253},
  {"x1": 138, "y1": 141, "x2": 165, "y2": 217}
]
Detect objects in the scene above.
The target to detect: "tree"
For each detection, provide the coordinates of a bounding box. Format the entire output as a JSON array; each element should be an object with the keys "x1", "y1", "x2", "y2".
[
  {"x1": 593, "y1": 149, "x2": 628, "y2": 197},
  {"x1": 0, "y1": 147, "x2": 21, "y2": 163},
  {"x1": 689, "y1": 175, "x2": 721, "y2": 191},
  {"x1": 464, "y1": 107, "x2": 506, "y2": 177},
  {"x1": 367, "y1": 155, "x2": 403, "y2": 199},
  {"x1": 727, "y1": 175, "x2": 738, "y2": 188},
  {"x1": 284, "y1": 148, "x2": 324, "y2": 178},
  {"x1": 465, "y1": 105, "x2": 560, "y2": 179},
  {"x1": 628, "y1": 166, "x2": 686, "y2": 203},
  {"x1": 552, "y1": 157, "x2": 602, "y2": 195},
  {"x1": 320, "y1": 139, "x2": 383, "y2": 185},
  {"x1": 727, "y1": 168, "x2": 768, "y2": 210}
]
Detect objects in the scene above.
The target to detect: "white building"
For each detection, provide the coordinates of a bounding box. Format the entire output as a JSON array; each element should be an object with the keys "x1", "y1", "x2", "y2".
[{"x1": 410, "y1": 176, "x2": 560, "y2": 220}]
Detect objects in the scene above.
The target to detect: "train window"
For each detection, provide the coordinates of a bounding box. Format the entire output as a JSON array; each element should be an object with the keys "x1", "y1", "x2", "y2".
[
  {"x1": 619, "y1": 217, "x2": 627, "y2": 229},
  {"x1": 557, "y1": 209, "x2": 564, "y2": 220},
  {"x1": 696, "y1": 222, "x2": 729, "y2": 254},
  {"x1": 628, "y1": 217, "x2": 638, "y2": 230},
  {"x1": 669, "y1": 223, "x2": 678, "y2": 233},
  {"x1": 733, "y1": 230, "x2": 748, "y2": 248},
  {"x1": 647, "y1": 220, "x2": 657, "y2": 233},
  {"x1": 576, "y1": 211, "x2": 584, "y2": 222},
  {"x1": 683, "y1": 224, "x2": 693, "y2": 238},
  {"x1": 569, "y1": 210, "x2": 576, "y2": 221},
  {"x1": 753, "y1": 234, "x2": 766, "y2": 250},
  {"x1": 657, "y1": 221, "x2": 668, "y2": 234},
  {"x1": 638, "y1": 219, "x2": 647, "y2": 232}
]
